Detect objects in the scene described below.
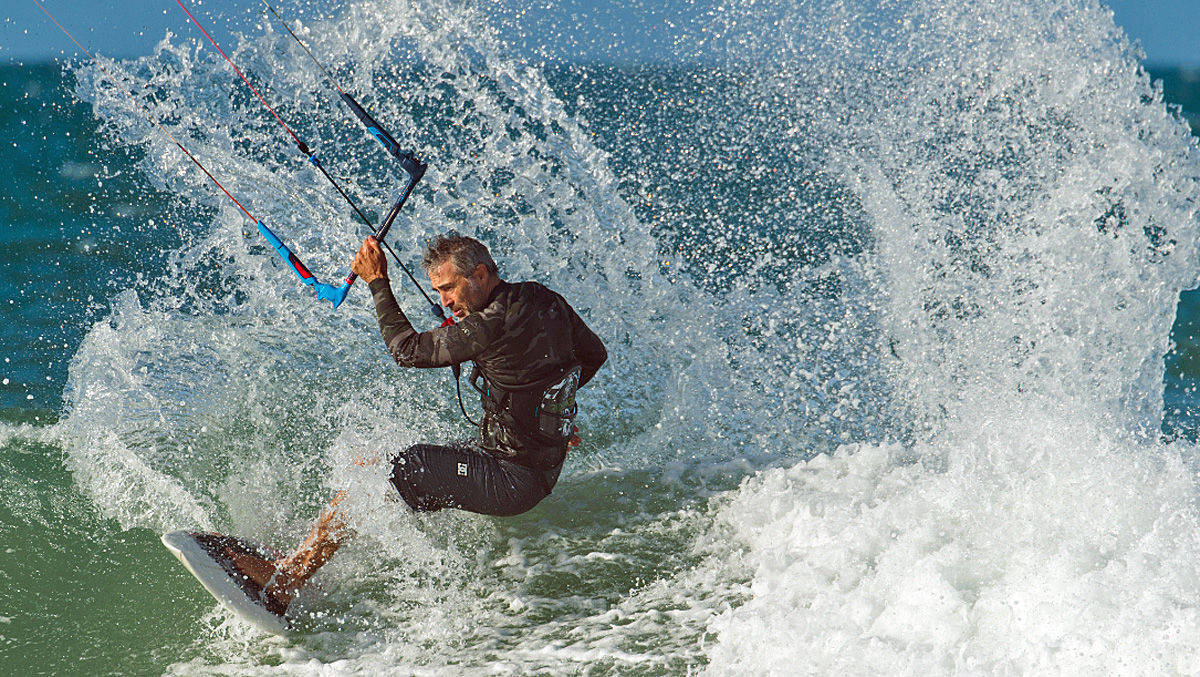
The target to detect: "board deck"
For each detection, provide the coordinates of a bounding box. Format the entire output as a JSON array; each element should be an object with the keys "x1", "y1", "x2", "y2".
[{"x1": 161, "y1": 530, "x2": 290, "y2": 635}]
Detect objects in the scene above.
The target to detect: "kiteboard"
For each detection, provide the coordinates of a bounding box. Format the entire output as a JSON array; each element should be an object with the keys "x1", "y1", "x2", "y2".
[{"x1": 161, "y1": 530, "x2": 290, "y2": 635}]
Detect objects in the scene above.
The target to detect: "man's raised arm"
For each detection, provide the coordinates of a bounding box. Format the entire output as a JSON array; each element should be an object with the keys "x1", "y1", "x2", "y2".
[
  {"x1": 368, "y1": 278, "x2": 488, "y2": 368},
  {"x1": 354, "y1": 237, "x2": 489, "y2": 368}
]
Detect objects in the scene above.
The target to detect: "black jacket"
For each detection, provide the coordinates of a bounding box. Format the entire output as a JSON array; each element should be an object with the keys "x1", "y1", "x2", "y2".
[{"x1": 369, "y1": 278, "x2": 607, "y2": 469}]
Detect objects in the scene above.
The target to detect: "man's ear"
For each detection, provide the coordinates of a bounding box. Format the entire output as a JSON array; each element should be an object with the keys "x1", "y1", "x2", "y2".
[{"x1": 473, "y1": 263, "x2": 489, "y2": 282}]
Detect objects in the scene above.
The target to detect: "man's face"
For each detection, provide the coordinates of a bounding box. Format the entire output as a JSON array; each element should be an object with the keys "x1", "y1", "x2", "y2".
[{"x1": 429, "y1": 260, "x2": 487, "y2": 318}]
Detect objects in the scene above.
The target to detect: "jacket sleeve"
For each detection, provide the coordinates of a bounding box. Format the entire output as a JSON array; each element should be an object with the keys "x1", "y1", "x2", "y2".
[
  {"x1": 565, "y1": 301, "x2": 607, "y2": 387},
  {"x1": 369, "y1": 279, "x2": 492, "y2": 367}
]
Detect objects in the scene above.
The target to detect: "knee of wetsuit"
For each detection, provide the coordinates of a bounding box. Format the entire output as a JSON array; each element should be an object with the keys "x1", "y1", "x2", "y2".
[{"x1": 388, "y1": 444, "x2": 432, "y2": 511}]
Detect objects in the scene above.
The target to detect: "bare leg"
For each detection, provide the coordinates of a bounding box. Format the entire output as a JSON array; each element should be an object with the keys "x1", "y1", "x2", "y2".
[
  {"x1": 228, "y1": 456, "x2": 380, "y2": 608},
  {"x1": 266, "y1": 490, "x2": 353, "y2": 605},
  {"x1": 226, "y1": 490, "x2": 353, "y2": 609}
]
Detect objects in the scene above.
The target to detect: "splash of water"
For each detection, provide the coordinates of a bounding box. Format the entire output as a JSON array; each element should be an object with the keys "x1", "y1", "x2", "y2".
[
  {"x1": 695, "y1": 0, "x2": 1200, "y2": 672},
  {"x1": 57, "y1": 0, "x2": 772, "y2": 670},
  {"x1": 49, "y1": 0, "x2": 1200, "y2": 672}
]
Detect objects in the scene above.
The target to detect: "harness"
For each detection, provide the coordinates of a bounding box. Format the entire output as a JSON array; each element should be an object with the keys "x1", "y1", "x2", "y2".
[{"x1": 470, "y1": 364, "x2": 581, "y2": 470}]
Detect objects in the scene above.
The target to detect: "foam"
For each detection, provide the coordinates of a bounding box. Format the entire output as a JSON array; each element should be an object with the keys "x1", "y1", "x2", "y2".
[
  {"x1": 707, "y1": 414, "x2": 1200, "y2": 673},
  {"x1": 701, "y1": 0, "x2": 1200, "y2": 672}
]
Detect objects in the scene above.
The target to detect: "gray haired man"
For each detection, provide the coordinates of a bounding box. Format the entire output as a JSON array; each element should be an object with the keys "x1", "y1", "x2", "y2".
[{"x1": 225, "y1": 233, "x2": 607, "y2": 610}]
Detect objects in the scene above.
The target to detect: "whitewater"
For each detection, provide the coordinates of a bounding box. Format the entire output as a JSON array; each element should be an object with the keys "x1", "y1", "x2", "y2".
[{"x1": 4, "y1": 0, "x2": 1200, "y2": 673}]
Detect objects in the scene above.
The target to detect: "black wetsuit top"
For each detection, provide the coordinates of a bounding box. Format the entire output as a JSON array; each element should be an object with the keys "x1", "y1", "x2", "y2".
[{"x1": 368, "y1": 277, "x2": 607, "y2": 471}]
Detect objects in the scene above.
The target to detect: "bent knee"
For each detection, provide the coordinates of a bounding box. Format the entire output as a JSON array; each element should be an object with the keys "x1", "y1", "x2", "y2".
[
  {"x1": 389, "y1": 444, "x2": 436, "y2": 476},
  {"x1": 387, "y1": 444, "x2": 438, "y2": 510}
]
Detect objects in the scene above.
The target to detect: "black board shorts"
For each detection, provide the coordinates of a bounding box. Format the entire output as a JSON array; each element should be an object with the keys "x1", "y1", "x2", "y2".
[{"x1": 388, "y1": 442, "x2": 561, "y2": 517}]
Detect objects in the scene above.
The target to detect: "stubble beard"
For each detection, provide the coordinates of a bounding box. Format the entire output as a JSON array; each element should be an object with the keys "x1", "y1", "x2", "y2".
[{"x1": 458, "y1": 278, "x2": 485, "y2": 317}]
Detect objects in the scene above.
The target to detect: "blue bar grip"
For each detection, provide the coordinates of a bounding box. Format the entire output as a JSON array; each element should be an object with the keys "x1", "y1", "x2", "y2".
[{"x1": 256, "y1": 220, "x2": 351, "y2": 308}]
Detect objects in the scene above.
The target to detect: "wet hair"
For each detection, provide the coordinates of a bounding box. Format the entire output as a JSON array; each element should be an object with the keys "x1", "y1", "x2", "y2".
[{"x1": 421, "y1": 233, "x2": 499, "y2": 278}]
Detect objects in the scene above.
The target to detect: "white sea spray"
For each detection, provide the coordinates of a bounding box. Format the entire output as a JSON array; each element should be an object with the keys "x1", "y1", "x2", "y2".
[{"x1": 48, "y1": 0, "x2": 1200, "y2": 673}]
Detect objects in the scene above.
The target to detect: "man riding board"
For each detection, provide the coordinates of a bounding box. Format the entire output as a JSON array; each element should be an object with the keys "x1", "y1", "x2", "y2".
[{"x1": 224, "y1": 233, "x2": 607, "y2": 611}]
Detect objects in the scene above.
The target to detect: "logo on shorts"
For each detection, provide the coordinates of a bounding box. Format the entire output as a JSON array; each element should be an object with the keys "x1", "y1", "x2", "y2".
[{"x1": 457, "y1": 462, "x2": 468, "y2": 477}]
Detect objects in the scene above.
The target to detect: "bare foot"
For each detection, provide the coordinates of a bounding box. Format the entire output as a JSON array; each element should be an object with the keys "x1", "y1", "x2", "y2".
[
  {"x1": 227, "y1": 549, "x2": 296, "y2": 608},
  {"x1": 263, "y1": 563, "x2": 302, "y2": 606}
]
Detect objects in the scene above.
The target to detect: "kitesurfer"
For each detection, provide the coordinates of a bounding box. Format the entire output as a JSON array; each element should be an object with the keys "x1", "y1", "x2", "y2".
[{"x1": 229, "y1": 233, "x2": 607, "y2": 608}]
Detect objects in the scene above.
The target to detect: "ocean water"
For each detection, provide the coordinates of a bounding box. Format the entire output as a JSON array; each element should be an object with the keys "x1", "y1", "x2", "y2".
[{"x1": 4, "y1": 0, "x2": 1200, "y2": 673}]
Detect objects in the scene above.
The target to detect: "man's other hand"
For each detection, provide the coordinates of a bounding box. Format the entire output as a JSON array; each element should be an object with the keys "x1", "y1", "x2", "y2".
[
  {"x1": 352, "y1": 236, "x2": 388, "y2": 283},
  {"x1": 568, "y1": 425, "x2": 581, "y2": 447}
]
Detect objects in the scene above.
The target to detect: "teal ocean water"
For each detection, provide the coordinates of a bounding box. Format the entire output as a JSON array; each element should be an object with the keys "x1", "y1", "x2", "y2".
[{"x1": 5, "y1": 1, "x2": 1200, "y2": 673}]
